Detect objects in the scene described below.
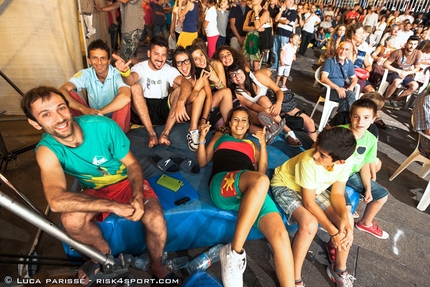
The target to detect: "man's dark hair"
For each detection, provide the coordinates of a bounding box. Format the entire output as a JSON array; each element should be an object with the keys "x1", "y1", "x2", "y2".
[
  {"x1": 350, "y1": 98, "x2": 378, "y2": 117},
  {"x1": 407, "y1": 35, "x2": 420, "y2": 43},
  {"x1": 150, "y1": 36, "x2": 168, "y2": 50},
  {"x1": 316, "y1": 127, "x2": 356, "y2": 162},
  {"x1": 87, "y1": 39, "x2": 110, "y2": 58},
  {"x1": 21, "y1": 86, "x2": 69, "y2": 122}
]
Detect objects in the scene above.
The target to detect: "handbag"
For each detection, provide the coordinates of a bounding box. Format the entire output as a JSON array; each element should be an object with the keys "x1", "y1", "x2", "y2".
[
  {"x1": 354, "y1": 67, "x2": 370, "y2": 80},
  {"x1": 266, "y1": 89, "x2": 297, "y2": 113}
]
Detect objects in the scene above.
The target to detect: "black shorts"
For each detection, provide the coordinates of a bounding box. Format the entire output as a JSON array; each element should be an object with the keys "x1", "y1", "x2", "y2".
[
  {"x1": 131, "y1": 97, "x2": 170, "y2": 126},
  {"x1": 386, "y1": 72, "x2": 415, "y2": 87}
]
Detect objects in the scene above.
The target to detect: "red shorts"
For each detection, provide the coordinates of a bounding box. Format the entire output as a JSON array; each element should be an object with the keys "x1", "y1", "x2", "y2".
[{"x1": 83, "y1": 179, "x2": 157, "y2": 222}]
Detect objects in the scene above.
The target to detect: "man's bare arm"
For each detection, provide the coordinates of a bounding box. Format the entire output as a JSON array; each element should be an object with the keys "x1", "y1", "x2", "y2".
[
  {"x1": 37, "y1": 146, "x2": 134, "y2": 217},
  {"x1": 99, "y1": 86, "x2": 131, "y2": 115}
]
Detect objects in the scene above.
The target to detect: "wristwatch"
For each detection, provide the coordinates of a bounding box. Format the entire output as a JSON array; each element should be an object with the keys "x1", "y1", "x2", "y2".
[{"x1": 254, "y1": 16, "x2": 260, "y2": 20}]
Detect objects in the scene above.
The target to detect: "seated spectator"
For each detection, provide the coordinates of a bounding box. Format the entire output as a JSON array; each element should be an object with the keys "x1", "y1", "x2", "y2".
[
  {"x1": 383, "y1": 35, "x2": 422, "y2": 110},
  {"x1": 380, "y1": 24, "x2": 402, "y2": 49},
  {"x1": 323, "y1": 5, "x2": 334, "y2": 18},
  {"x1": 398, "y1": 9, "x2": 414, "y2": 25},
  {"x1": 345, "y1": 23, "x2": 375, "y2": 93},
  {"x1": 59, "y1": 39, "x2": 131, "y2": 133},
  {"x1": 345, "y1": 4, "x2": 360, "y2": 24},
  {"x1": 414, "y1": 41, "x2": 430, "y2": 85},
  {"x1": 417, "y1": 28, "x2": 430, "y2": 50},
  {"x1": 271, "y1": 127, "x2": 357, "y2": 287},
  {"x1": 114, "y1": 36, "x2": 194, "y2": 147},
  {"x1": 397, "y1": 21, "x2": 414, "y2": 47},
  {"x1": 324, "y1": 24, "x2": 346, "y2": 60},
  {"x1": 320, "y1": 41, "x2": 358, "y2": 112},
  {"x1": 21, "y1": 86, "x2": 176, "y2": 285},
  {"x1": 197, "y1": 107, "x2": 295, "y2": 287},
  {"x1": 363, "y1": 5, "x2": 378, "y2": 29},
  {"x1": 320, "y1": 15, "x2": 333, "y2": 32},
  {"x1": 341, "y1": 99, "x2": 389, "y2": 240},
  {"x1": 373, "y1": 15, "x2": 387, "y2": 47},
  {"x1": 369, "y1": 36, "x2": 397, "y2": 89},
  {"x1": 332, "y1": 15, "x2": 342, "y2": 28},
  {"x1": 412, "y1": 93, "x2": 430, "y2": 158},
  {"x1": 227, "y1": 63, "x2": 317, "y2": 143},
  {"x1": 314, "y1": 26, "x2": 328, "y2": 49}
]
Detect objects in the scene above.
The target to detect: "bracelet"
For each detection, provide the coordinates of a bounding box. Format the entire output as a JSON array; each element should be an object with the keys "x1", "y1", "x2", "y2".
[
  {"x1": 330, "y1": 231, "x2": 339, "y2": 237},
  {"x1": 119, "y1": 69, "x2": 130, "y2": 77},
  {"x1": 199, "y1": 139, "x2": 206, "y2": 144}
]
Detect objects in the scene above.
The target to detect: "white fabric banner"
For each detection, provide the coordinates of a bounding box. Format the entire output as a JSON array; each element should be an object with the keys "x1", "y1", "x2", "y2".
[{"x1": 0, "y1": 0, "x2": 84, "y2": 115}]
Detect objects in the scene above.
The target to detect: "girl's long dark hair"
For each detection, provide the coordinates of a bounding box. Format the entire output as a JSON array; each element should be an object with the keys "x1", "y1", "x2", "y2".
[
  {"x1": 226, "y1": 63, "x2": 257, "y2": 99},
  {"x1": 172, "y1": 46, "x2": 196, "y2": 78},
  {"x1": 217, "y1": 106, "x2": 252, "y2": 135}
]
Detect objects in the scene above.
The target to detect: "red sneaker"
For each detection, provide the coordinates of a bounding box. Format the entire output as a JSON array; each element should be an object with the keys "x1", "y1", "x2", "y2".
[
  {"x1": 356, "y1": 221, "x2": 389, "y2": 239},
  {"x1": 325, "y1": 242, "x2": 336, "y2": 264}
]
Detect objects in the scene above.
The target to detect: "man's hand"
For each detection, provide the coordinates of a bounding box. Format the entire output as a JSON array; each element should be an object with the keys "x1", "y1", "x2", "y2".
[
  {"x1": 363, "y1": 190, "x2": 373, "y2": 203},
  {"x1": 335, "y1": 86, "x2": 347, "y2": 98},
  {"x1": 112, "y1": 54, "x2": 132, "y2": 73},
  {"x1": 238, "y1": 36, "x2": 245, "y2": 46},
  {"x1": 269, "y1": 102, "x2": 282, "y2": 116},
  {"x1": 397, "y1": 70, "x2": 407, "y2": 79},
  {"x1": 113, "y1": 202, "x2": 136, "y2": 218},
  {"x1": 127, "y1": 195, "x2": 144, "y2": 221},
  {"x1": 82, "y1": 106, "x2": 103, "y2": 116},
  {"x1": 172, "y1": 103, "x2": 190, "y2": 122},
  {"x1": 337, "y1": 217, "x2": 354, "y2": 250}
]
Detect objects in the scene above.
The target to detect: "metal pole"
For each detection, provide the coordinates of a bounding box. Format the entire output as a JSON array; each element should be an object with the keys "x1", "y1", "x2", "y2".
[
  {"x1": 0, "y1": 190, "x2": 112, "y2": 266},
  {"x1": 0, "y1": 173, "x2": 47, "y2": 218}
]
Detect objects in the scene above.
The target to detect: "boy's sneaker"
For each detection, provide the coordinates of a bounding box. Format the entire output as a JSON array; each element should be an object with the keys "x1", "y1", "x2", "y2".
[
  {"x1": 326, "y1": 264, "x2": 355, "y2": 287},
  {"x1": 391, "y1": 100, "x2": 400, "y2": 110},
  {"x1": 281, "y1": 85, "x2": 288, "y2": 91},
  {"x1": 384, "y1": 100, "x2": 393, "y2": 109},
  {"x1": 355, "y1": 221, "x2": 389, "y2": 239},
  {"x1": 295, "y1": 280, "x2": 306, "y2": 287},
  {"x1": 220, "y1": 243, "x2": 247, "y2": 287},
  {"x1": 187, "y1": 130, "x2": 199, "y2": 152},
  {"x1": 325, "y1": 242, "x2": 336, "y2": 264}
]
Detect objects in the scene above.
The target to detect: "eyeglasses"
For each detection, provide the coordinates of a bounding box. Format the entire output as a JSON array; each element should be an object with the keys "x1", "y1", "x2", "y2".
[
  {"x1": 229, "y1": 70, "x2": 243, "y2": 78},
  {"x1": 176, "y1": 58, "x2": 190, "y2": 67}
]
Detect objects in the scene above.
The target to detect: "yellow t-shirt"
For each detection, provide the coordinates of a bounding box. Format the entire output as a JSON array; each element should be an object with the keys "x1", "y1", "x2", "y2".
[{"x1": 271, "y1": 149, "x2": 353, "y2": 195}]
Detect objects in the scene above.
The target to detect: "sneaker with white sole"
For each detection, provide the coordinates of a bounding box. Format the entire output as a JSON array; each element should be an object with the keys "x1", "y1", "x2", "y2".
[
  {"x1": 355, "y1": 221, "x2": 389, "y2": 239},
  {"x1": 187, "y1": 130, "x2": 200, "y2": 152},
  {"x1": 326, "y1": 264, "x2": 355, "y2": 287},
  {"x1": 220, "y1": 243, "x2": 247, "y2": 287}
]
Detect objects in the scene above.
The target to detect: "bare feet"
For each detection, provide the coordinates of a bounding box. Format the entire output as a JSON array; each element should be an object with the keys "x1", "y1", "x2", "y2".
[
  {"x1": 77, "y1": 260, "x2": 100, "y2": 285},
  {"x1": 148, "y1": 134, "x2": 158, "y2": 148},
  {"x1": 159, "y1": 133, "x2": 171, "y2": 146}
]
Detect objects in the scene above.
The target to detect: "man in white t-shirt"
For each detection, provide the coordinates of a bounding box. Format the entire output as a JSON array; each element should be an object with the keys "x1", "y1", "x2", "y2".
[
  {"x1": 114, "y1": 36, "x2": 194, "y2": 148},
  {"x1": 298, "y1": 4, "x2": 320, "y2": 56},
  {"x1": 363, "y1": 6, "x2": 379, "y2": 29}
]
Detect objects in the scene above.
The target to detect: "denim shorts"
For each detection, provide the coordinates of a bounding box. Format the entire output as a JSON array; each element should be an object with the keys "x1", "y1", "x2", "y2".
[
  {"x1": 272, "y1": 185, "x2": 332, "y2": 226},
  {"x1": 346, "y1": 172, "x2": 388, "y2": 201}
]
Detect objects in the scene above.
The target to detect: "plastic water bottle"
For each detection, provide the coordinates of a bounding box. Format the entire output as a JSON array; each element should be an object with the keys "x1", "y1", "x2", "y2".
[
  {"x1": 165, "y1": 256, "x2": 189, "y2": 271},
  {"x1": 115, "y1": 253, "x2": 136, "y2": 268},
  {"x1": 186, "y1": 244, "x2": 223, "y2": 274},
  {"x1": 133, "y1": 253, "x2": 150, "y2": 271}
]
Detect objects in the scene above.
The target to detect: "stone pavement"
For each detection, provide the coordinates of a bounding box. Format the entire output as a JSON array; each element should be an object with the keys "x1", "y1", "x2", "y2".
[{"x1": 0, "y1": 46, "x2": 429, "y2": 287}]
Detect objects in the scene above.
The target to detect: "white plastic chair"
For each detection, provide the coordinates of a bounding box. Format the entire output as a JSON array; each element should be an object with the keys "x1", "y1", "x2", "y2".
[
  {"x1": 389, "y1": 115, "x2": 430, "y2": 210},
  {"x1": 311, "y1": 66, "x2": 361, "y2": 132}
]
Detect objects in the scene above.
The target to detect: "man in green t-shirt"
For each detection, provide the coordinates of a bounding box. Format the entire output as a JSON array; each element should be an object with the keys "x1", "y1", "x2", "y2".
[{"x1": 21, "y1": 86, "x2": 178, "y2": 286}]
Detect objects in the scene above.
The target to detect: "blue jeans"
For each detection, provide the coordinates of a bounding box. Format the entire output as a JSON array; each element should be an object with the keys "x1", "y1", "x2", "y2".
[
  {"x1": 346, "y1": 173, "x2": 388, "y2": 201},
  {"x1": 153, "y1": 24, "x2": 169, "y2": 40},
  {"x1": 271, "y1": 34, "x2": 289, "y2": 69}
]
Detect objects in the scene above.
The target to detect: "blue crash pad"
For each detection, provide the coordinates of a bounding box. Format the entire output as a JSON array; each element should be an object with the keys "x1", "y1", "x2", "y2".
[
  {"x1": 62, "y1": 123, "x2": 360, "y2": 257},
  {"x1": 182, "y1": 271, "x2": 223, "y2": 287}
]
